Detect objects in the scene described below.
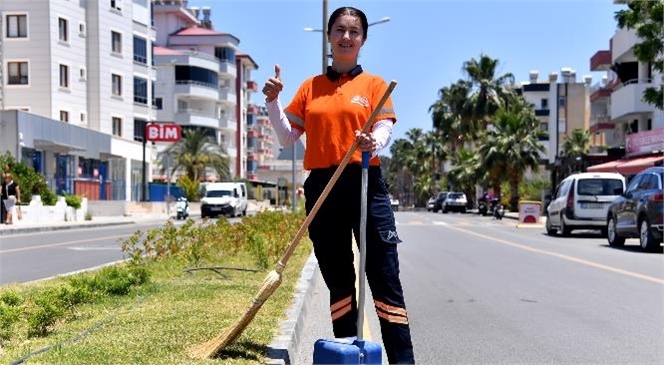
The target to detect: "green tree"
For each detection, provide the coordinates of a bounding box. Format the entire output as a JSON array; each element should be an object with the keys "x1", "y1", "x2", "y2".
[
  {"x1": 160, "y1": 128, "x2": 230, "y2": 183},
  {"x1": 562, "y1": 128, "x2": 591, "y2": 159},
  {"x1": 462, "y1": 54, "x2": 515, "y2": 128},
  {"x1": 615, "y1": 0, "x2": 664, "y2": 109}
]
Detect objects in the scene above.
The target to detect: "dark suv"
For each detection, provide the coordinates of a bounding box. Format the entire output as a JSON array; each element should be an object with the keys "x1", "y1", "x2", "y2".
[
  {"x1": 606, "y1": 166, "x2": 663, "y2": 252},
  {"x1": 432, "y1": 192, "x2": 448, "y2": 213}
]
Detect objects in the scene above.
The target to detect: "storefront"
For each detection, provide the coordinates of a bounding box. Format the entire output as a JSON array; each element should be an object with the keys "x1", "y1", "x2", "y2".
[{"x1": 587, "y1": 128, "x2": 664, "y2": 176}]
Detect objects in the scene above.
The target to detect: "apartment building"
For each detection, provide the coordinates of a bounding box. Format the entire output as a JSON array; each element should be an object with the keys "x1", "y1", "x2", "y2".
[
  {"x1": 513, "y1": 68, "x2": 592, "y2": 165},
  {"x1": 587, "y1": 25, "x2": 664, "y2": 175},
  {"x1": 0, "y1": 0, "x2": 156, "y2": 201},
  {"x1": 152, "y1": 0, "x2": 258, "y2": 180}
]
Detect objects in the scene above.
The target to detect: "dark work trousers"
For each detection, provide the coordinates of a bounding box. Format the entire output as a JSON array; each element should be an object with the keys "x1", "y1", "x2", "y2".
[{"x1": 304, "y1": 164, "x2": 415, "y2": 365}]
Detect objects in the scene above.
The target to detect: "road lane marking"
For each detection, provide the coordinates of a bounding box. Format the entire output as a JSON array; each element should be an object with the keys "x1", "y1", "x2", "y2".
[
  {"x1": 447, "y1": 225, "x2": 664, "y2": 285},
  {"x1": 0, "y1": 235, "x2": 128, "y2": 254}
]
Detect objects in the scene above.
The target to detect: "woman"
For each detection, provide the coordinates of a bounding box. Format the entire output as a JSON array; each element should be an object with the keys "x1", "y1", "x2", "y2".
[
  {"x1": 3, "y1": 173, "x2": 20, "y2": 225},
  {"x1": 263, "y1": 6, "x2": 415, "y2": 364}
]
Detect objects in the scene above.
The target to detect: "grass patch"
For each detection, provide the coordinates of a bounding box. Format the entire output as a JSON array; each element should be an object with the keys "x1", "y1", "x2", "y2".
[{"x1": 0, "y1": 211, "x2": 312, "y2": 365}]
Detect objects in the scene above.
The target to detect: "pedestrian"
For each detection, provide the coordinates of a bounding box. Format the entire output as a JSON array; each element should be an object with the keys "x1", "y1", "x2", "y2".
[
  {"x1": 0, "y1": 172, "x2": 6, "y2": 224},
  {"x1": 2, "y1": 173, "x2": 20, "y2": 225},
  {"x1": 262, "y1": 6, "x2": 415, "y2": 364}
]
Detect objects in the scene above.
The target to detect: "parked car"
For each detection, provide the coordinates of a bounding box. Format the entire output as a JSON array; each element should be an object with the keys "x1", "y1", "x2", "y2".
[
  {"x1": 426, "y1": 196, "x2": 436, "y2": 211},
  {"x1": 545, "y1": 172, "x2": 625, "y2": 236},
  {"x1": 606, "y1": 166, "x2": 663, "y2": 251},
  {"x1": 432, "y1": 191, "x2": 448, "y2": 213},
  {"x1": 442, "y1": 192, "x2": 467, "y2": 213}
]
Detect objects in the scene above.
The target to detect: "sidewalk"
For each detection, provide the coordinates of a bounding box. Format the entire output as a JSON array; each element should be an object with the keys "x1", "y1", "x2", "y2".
[{"x1": 0, "y1": 213, "x2": 176, "y2": 235}]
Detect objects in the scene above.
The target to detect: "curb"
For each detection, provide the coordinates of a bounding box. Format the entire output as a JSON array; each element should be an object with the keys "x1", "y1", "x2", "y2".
[
  {"x1": 265, "y1": 252, "x2": 320, "y2": 365},
  {"x1": 0, "y1": 221, "x2": 136, "y2": 236}
]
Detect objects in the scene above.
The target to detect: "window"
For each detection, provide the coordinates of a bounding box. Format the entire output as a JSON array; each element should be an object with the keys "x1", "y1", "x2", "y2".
[
  {"x1": 79, "y1": 67, "x2": 86, "y2": 80},
  {"x1": 60, "y1": 110, "x2": 69, "y2": 122},
  {"x1": 133, "y1": 77, "x2": 148, "y2": 104},
  {"x1": 133, "y1": 119, "x2": 146, "y2": 142},
  {"x1": 154, "y1": 97, "x2": 163, "y2": 110},
  {"x1": 59, "y1": 64, "x2": 69, "y2": 88},
  {"x1": 110, "y1": 0, "x2": 121, "y2": 10},
  {"x1": 541, "y1": 98, "x2": 548, "y2": 109},
  {"x1": 7, "y1": 61, "x2": 29, "y2": 85},
  {"x1": 133, "y1": 36, "x2": 147, "y2": 64},
  {"x1": 558, "y1": 96, "x2": 566, "y2": 108},
  {"x1": 58, "y1": 18, "x2": 68, "y2": 42},
  {"x1": 175, "y1": 65, "x2": 218, "y2": 88},
  {"x1": 112, "y1": 117, "x2": 122, "y2": 136},
  {"x1": 79, "y1": 22, "x2": 86, "y2": 36},
  {"x1": 6, "y1": 14, "x2": 27, "y2": 38},
  {"x1": 214, "y1": 47, "x2": 236, "y2": 62},
  {"x1": 112, "y1": 74, "x2": 122, "y2": 96},
  {"x1": 80, "y1": 113, "x2": 86, "y2": 123},
  {"x1": 111, "y1": 31, "x2": 122, "y2": 53}
]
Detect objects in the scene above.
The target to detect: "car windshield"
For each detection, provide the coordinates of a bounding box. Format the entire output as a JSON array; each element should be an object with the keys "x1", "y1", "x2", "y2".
[
  {"x1": 577, "y1": 178, "x2": 623, "y2": 196},
  {"x1": 437, "y1": 192, "x2": 447, "y2": 199},
  {"x1": 448, "y1": 193, "x2": 464, "y2": 199},
  {"x1": 206, "y1": 190, "x2": 232, "y2": 198}
]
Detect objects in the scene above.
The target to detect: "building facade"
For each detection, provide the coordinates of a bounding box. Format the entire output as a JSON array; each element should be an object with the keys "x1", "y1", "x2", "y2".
[{"x1": 0, "y1": 0, "x2": 156, "y2": 201}]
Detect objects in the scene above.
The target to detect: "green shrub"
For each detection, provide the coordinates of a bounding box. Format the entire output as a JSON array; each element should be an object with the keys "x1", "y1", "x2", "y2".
[
  {"x1": 27, "y1": 288, "x2": 66, "y2": 337},
  {"x1": 0, "y1": 289, "x2": 24, "y2": 306},
  {"x1": 0, "y1": 302, "x2": 21, "y2": 342},
  {"x1": 0, "y1": 151, "x2": 48, "y2": 203},
  {"x1": 41, "y1": 187, "x2": 58, "y2": 206},
  {"x1": 177, "y1": 175, "x2": 200, "y2": 202},
  {"x1": 63, "y1": 192, "x2": 83, "y2": 209}
]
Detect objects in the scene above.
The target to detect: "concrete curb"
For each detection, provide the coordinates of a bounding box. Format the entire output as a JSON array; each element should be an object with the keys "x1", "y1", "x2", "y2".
[
  {"x1": 0, "y1": 220, "x2": 136, "y2": 236},
  {"x1": 265, "y1": 252, "x2": 320, "y2": 365}
]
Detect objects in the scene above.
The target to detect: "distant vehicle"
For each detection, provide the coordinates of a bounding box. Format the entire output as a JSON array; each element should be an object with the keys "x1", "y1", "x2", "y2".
[
  {"x1": 175, "y1": 197, "x2": 189, "y2": 220},
  {"x1": 442, "y1": 192, "x2": 466, "y2": 213},
  {"x1": 432, "y1": 191, "x2": 448, "y2": 213},
  {"x1": 546, "y1": 172, "x2": 625, "y2": 236},
  {"x1": 606, "y1": 167, "x2": 663, "y2": 251},
  {"x1": 390, "y1": 195, "x2": 400, "y2": 211},
  {"x1": 200, "y1": 182, "x2": 247, "y2": 218},
  {"x1": 426, "y1": 196, "x2": 436, "y2": 211}
]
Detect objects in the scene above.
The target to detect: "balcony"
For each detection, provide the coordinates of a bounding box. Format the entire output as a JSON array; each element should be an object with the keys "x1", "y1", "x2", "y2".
[
  {"x1": 219, "y1": 87, "x2": 236, "y2": 104},
  {"x1": 610, "y1": 79, "x2": 657, "y2": 121},
  {"x1": 174, "y1": 109, "x2": 219, "y2": 129},
  {"x1": 219, "y1": 60, "x2": 237, "y2": 78},
  {"x1": 590, "y1": 88, "x2": 612, "y2": 103},
  {"x1": 247, "y1": 105, "x2": 259, "y2": 114},
  {"x1": 611, "y1": 28, "x2": 638, "y2": 63},
  {"x1": 590, "y1": 50, "x2": 611, "y2": 71},
  {"x1": 174, "y1": 81, "x2": 219, "y2": 100},
  {"x1": 246, "y1": 80, "x2": 258, "y2": 92},
  {"x1": 535, "y1": 109, "x2": 549, "y2": 117},
  {"x1": 589, "y1": 114, "x2": 614, "y2": 133},
  {"x1": 219, "y1": 116, "x2": 236, "y2": 130}
]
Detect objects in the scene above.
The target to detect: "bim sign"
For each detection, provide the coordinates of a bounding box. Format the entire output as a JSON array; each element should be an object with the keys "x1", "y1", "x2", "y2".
[{"x1": 145, "y1": 123, "x2": 181, "y2": 142}]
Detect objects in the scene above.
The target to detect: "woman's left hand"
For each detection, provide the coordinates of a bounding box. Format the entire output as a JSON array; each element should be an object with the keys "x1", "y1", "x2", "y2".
[{"x1": 355, "y1": 130, "x2": 376, "y2": 153}]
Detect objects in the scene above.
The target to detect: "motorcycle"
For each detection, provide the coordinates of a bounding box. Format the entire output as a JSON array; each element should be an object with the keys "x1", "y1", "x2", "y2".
[
  {"x1": 493, "y1": 200, "x2": 505, "y2": 220},
  {"x1": 478, "y1": 200, "x2": 488, "y2": 216},
  {"x1": 175, "y1": 198, "x2": 189, "y2": 220}
]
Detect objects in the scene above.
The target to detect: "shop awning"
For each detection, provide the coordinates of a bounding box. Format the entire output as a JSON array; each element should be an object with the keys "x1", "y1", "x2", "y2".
[
  {"x1": 616, "y1": 155, "x2": 664, "y2": 175},
  {"x1": 586, "y1": 159, "x2": 625, "y2": 173}
]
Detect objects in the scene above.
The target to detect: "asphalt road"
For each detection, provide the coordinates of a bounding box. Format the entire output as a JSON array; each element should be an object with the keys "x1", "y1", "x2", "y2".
[
  {"x1": 295, "y1": 210, "x2": 664, "y2": 365},
  {"x1": 0, "y1": 220, "x2": 182, "y2": 285}
]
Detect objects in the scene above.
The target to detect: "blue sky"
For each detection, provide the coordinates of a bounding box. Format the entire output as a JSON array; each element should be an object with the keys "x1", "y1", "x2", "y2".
[{"x1": 189, "y1": 0, "x2": 622, "y2": 154}]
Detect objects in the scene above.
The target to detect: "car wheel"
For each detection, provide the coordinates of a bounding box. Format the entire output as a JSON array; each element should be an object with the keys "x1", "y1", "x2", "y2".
[
  {"x1": 545, "y1": 213, "x2": 557, "y2": 235},
  {"x1": 560, "y1": 214, "x2": 571, "y2": 237},
  {"x1": 607, "y1": 216, "x2": 625, "y2": 247},
  {"x1": 639, "y1": 219, "x2": 659, "y2": 252}
]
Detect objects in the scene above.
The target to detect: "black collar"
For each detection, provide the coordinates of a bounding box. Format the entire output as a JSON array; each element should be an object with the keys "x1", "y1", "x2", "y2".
[{"x1": 326, "y1": 65, "x2": 363, "y2": 81}]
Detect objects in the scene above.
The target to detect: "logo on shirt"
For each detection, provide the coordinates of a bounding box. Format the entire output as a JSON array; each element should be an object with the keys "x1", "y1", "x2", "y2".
[{"x1": 350, "y1": 95, "x2": 370, "y2": 108}]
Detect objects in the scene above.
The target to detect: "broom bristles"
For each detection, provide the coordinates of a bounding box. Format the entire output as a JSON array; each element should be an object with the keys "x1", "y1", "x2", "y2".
[{"x1": 187, "y1": 270, "x2": 283, "y2": 359}]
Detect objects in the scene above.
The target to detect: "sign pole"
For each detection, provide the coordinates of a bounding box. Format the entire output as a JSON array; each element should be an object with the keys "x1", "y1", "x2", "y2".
[{"x1": 142, "y1": 128, "x2": 147, "y2": 202}]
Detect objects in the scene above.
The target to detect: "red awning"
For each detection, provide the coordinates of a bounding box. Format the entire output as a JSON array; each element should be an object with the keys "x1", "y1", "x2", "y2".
[
  {"x1": 616, "y1": 155, "x2": 664, "y2": 175},
  {"x1": 586, "y1": 159, "x2": 625, "y2": 173}
]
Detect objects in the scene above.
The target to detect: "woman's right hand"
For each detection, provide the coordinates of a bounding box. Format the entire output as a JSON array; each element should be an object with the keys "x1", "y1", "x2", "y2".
[{"x1": 262, "y1": 64, "x2": 283, "y2": 102}]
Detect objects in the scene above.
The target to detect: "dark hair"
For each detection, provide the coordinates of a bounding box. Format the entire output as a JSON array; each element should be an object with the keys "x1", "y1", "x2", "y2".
[{"x1": 327, "y1": 7, "x2": 368, "y2": 40}]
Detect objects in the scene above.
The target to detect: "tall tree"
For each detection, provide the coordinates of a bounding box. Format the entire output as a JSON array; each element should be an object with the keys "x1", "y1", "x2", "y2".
[
  {"x1": 160, "y1": 127, "x2": 230, "y2": 182},
  {"x1": 462, "y1": 54, "x2": 515, "y2": 128},
  {"x1": 615, "y1": 0, "x2": 664, "y2": 109}
]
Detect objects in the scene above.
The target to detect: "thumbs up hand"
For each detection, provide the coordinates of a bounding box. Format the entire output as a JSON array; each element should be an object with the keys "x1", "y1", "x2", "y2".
[{"x1": 263, "y1": 64, "x2": 284, "y2": 102}]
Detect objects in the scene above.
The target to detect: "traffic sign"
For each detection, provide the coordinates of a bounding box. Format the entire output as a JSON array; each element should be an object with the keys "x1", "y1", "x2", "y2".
[{"x1": 146, "y1": 123, "x2": 181, "y2": 142}]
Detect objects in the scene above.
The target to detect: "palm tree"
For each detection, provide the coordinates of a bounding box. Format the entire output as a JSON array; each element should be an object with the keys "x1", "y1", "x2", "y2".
[
  {"x1": 562, "y1": 128, "x2": 590, "y2": 159},
  {"x1": 447, "y1": 148, "x2": 480, "y2": 207},
  {"x1": 160, "y1": 127, "x2": 230, "y2": 182},
  {"x1": 462, "y1": 54, "x2": 515, "y2": 129},
  {"x1": 490, "y1": 100, "x2": 546, "y2": 210}
]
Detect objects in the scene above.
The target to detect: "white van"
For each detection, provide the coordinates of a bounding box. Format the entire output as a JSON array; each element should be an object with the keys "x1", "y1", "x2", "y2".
[
  {"x1": 545, "y1": 172, "x2": 625, "y2": 236},
  {"x1": 200, "y1": 182, "x2": 248, "y2": 218}
]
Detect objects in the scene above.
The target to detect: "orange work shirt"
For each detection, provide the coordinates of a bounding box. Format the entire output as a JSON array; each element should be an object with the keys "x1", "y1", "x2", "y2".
[{"x1": 284, "y1": 67, "x2": 397, "y2": 170}]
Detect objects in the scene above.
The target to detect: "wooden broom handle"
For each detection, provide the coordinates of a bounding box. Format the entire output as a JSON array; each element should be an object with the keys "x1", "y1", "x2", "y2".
[{"x1": 276, "y1": 80, "x2": 398, "y2": 271}]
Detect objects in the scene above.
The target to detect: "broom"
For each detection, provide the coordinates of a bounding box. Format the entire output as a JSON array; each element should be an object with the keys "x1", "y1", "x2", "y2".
[{"x1": 187, "y1": 80, "x2": 398, "y2": 359}]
